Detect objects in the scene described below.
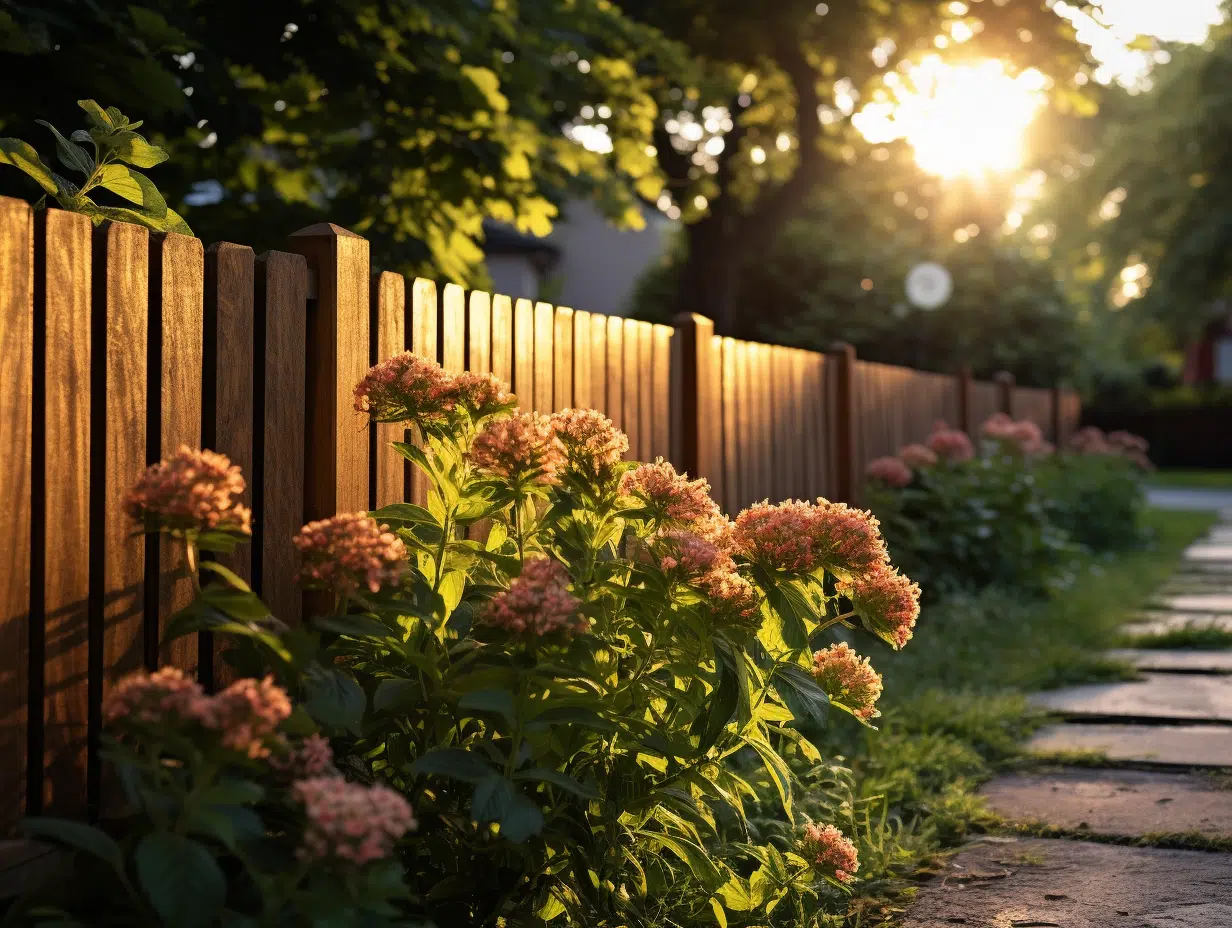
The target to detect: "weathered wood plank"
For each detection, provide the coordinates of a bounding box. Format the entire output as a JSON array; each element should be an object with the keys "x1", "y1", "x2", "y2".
[
  {"x1": 554, "y1": 308, "x2": 574, "y2": 412},
  {"x1": 468, "y1": 290, "x2": 492, "y2": 375},
  {"x1": 606, "y1": 316, "x2": 624, "y2": 436},
  {"x1": 441, "y1": 284, "x2": 465, "y2": 374},
  {"x1": 721, "y1": 338, "x2": 738, "y2": 511},
  {"x1": 589, "y1": 313, "x2": 608, "y2": 417},
  {"x1": 571, "y1": 310, "x2": 591, "y2": 410},
  {"x1": 533, "y1": 302, "x2": 554, "y2": 413},
  {"x1": 637, "y1": 322, "x2": 653, "y2": 462},
  {"x1": 372, "y1": 272, "x2": 407, "y2": 509},
  {"x1": 651, "y1": 325, "x2": 672, "y2": 462},
  {"x1": 409, "y1": 279, "x2": 438, "y2": 507},
  {"x1": 513, "y1": 298, "x2": 534, "y2": 407},
  {"x1": 623, "y1": 319, "x2": 641, "y2": 460},
  {"x1": 490, "y1": 294, "x2": 513, "y2": 387}
]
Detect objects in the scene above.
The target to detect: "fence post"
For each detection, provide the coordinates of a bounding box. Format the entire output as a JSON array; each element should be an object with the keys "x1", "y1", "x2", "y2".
[
  {"x1": 1050, "y1": 383, "x2": 1064, "y2": 446},
  {"x1": 287, "y1": 224, "x2": 370, "y2": 521},
  {"x1": 672, "y1": 313, "x2": 716, "y2": 485},
  {"x1": 956, "y1": 364, "x2": 972, "y2": 434},
  {"x1": 827, "y1": 342, "x2": 858, "y2": 505},
  {"x1": 994, "y1": 370, "x2": 1015, "y2": 417}
]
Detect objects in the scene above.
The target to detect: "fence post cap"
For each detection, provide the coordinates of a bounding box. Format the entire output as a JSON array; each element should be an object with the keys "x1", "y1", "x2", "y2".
[
  {"x1": 826, "y1": 340, "x2": 856, "y2": 358},
  {"x1": 288, "y1": 222, "x2": 364, "y2": 240},
  {"x1": 671, "y1": 312, "x2": 715, "y2": 330},
  {"x1": 993, "y1": 370, "x2": 1016, "y2": 385}
]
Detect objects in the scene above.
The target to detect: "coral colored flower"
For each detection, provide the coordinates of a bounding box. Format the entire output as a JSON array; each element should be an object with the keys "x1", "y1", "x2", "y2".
[
  {"x1": 294, "y1": 513, "x2": 408, "y2": 596},
  {"x1": 702, "y1": 568, "x2": 762, "y2": 627},
  {"x1": 801, "y1": 823, "x2": 860, "y2": 883},
  {"x1": 451, "y1": 371, "x2": 514, "y2": 419},
  {"x1": 811, "y1": 643, "x2": 883, "y2": 721},
  {"x1": 470, "y1": 411, "x2": 565, "y2": 485},
  {"x1": 658, "y1": 530, "x2": 731, "y2": 577},
  {"x1": 103, "y1": 667, "x2": 213, "y2": 727},
  {"x1": 1107, "y1": 430, "x2": 1149, "y2": 454},
  {"x1": 898, "y1": 443, "x2": 938, "y2": 469},
  {"x1": 733, "y1": 500, "x2": 819, "y2": 573},
  {"x1": 983, "y1": 414, "x2": 1044, "y2": 452},
  {"x1": 865, "y1": 456, "x2": 912, "y2": 488},
  {"x1": 550, "y1": 408, "x2": 629, "y2": 477},
  {"x1": 210, "y1": 675, "x2": 293, "y2": 759},
  {"x1": 808, "y1": 500, "x2": 890, "y2": 577},
  {"x1": 125, "y1": 446, "x2": 251, "y2": 536},
  {"x1": 621, "y1": 459, "x2": 722, "y2": 526},
  {"x1": 272, "y1": 733, "x2": 336, "y2": 779},
  {"x1": 293, "y1": 777, "x2": 417, "y2": 866},
  {"x1": 926, "y1": 422, "x2": 975, "y2": 462},
  {"x1": 354, "y1": 352, "x2": 455, "y2": 425},
  {"x1": 838, "y1": 565, "x2": 920, "y2": 650},
  {"x1": 1069, "y1": 426, "x2": 1109, "y2": 453},
  {"x1": 482, "y1": 558, "x2": 586, "y2": 637}
]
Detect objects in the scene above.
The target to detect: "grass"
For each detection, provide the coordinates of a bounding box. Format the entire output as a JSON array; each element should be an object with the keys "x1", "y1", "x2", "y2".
[
  {"x1": 829, "y1": 507, "x2": 1218, "y2": 920},
  {"x1": 1148, "y1": 469, "x2": 1232, "y2": 490},
  {"x1": 1124, "y1": 625, "x2": 1232, "y2": 650}
]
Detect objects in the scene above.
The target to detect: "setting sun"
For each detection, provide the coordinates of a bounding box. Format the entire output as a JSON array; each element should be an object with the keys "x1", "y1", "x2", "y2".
[{"x1": 854, "y1": 56, "x2": 1049, "y2": 179}]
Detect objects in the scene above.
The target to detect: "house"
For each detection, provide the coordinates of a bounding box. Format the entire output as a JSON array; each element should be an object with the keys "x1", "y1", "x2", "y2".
[
  {"x1": 1183, "y1": 301, "x2": 1232, "y2": 383},
  {"x1": 483, "y1": 198, "x2": 676, "y2": 316}
]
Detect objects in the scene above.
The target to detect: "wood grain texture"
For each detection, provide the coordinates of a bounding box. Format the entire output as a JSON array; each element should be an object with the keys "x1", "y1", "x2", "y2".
[
  {"x1": 98, "y1": 222, "x2": 149, "y2": 701},
  {"x1": 409, "y1": 279, "x2": 438, "y2": 507},
  {"x1": 441, "y1": 284, "x2": 465, "y2": 374},
  {"x1": 553, "y1": 308, "x2": 573, "y2": 412},
  {"x1": 0, "y1": 197, "x2": 32, "y2": 829},
  {"x1": 622, "y1": 319, "x2": 640, "y2": 461},
  {"x1": 669, "y1": 314, "x2": 716, "y2": 489},
  {"x1": 533, "y1": 302, "x2": 554, "y2": 414},
  {"x1": 39, "y1": 209, "x2": 91, "y2": 816},
  {"x1": 154, "y1": 233, "x2": 203, "y2": 676},
  {"x1": 651, "y1": 325, "x2": 672, "y2": 463},
  {"x1": 372, "y1": 272, "x2": 407, "y2": 509},
  {"x1": 589, "y1": 314, "x2": 608, "y2": 418},
  {"x1": 257, "y1": 252, "x2": 307, "y2": 628},
  {"x1": 571, "y1": 311, "x2": 591, "y2": 410},
  {"x1": 606, "y1": 315, "x2": 623, "y2": 435},
  {"x1": 287, "y1": 225, "x2": 370, "y2": 520},
  {"x1": 637, "y1": 323, "x2": 653, "y2": 463},
  {"x1": 513, "y1": 299, "x2": 534, "y2": 407},
  {"x1": 490, "y1": 294, "x2": 512, "y2": 387},
  {"x1": 720, "y1": 338, "x2": 738, "y2": 511},
  {"x1": 468, "y1": 290, "x2": 492, "y2": 375},
  {"x1": 735, "y1": 340, "x2": 753, "y2": 512}
]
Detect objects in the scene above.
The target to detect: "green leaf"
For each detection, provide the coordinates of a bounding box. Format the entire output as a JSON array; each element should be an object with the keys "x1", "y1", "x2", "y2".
[
  {"x1": 371, "y1": 502, "x2": 436, "y2": 526},
  {"x1": 201, "y1": 587, "x2": 270, "y2": 621},
  {"x1": 374, "y1": 678, "x2": 416, "y2": 712},
  {"x1": 197, "y1": 561, "x2": 253, "y2": 592},
  {"x1": 692, "y1": 652, "x2": 738, "y2": 753},
  {"x1": 743, "y1": 734, "x2": 793, "y2": 818},
  {"x1": 471, "y1": 775, "x2": 516, "y2": 823},
  {"x1": 312, "y1": 613, "x2": 390, "y2": 639},
  {"x1": 410, "y1": 748, "x2": 494, "y2": 783},
  {"x1": 134, "y1": 832, "x2": 225, "y2": 928},
  {"x1": 85, "y1": 203, "x2": 191, "y2": 235},
  {"x1": 77, "y1": 100, "x2": 114, "y2": 131},
  {"x1": 96, "y1": 163, "x2": 167, "y2": 215},
  {"x1": 35, "y1": 121, "x2": 94, "y2": 177},
  {"x1": 21, "y1": 817, "x2": 124, "y2": 873},
  {"x1": 458, "y1": 687, "x2": 516, "y2": 724},
  {"x1": 499, "y1": 794, "x2": 545, "y2": 843},
  {"x1": 197, "y1": 778, "x2": 265, "y2": 806},
  {"x1": 0, "y1": 138, "x2": 57, "y2": 194},
  {"x1": 772, "y1": 664, "x2": 829, "y2": 727},
  {"x1": 763, "y1": 582, "x2": 810, "y2": 651},
  {"x1": 641, "y1": 831, "x2": 722, "y2": 887},
  {"x1": 512, "y1": 767, "x2": 600, "y2": 799},
  {"x1": 302, "y1": 665, "x2": 366, "y2": 732},
  {"x1": 105, "y1": 130, "x2": 169, "y2": 169}
]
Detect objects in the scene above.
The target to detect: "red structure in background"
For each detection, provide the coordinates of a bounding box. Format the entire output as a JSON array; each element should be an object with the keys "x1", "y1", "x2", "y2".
[{"x1": 1184, "y1": 302, "x2": 1232, "y2": 384}]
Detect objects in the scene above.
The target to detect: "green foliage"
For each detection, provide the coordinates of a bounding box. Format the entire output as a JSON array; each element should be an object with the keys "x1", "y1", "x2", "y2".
[
  {"x1": 1036, "y1": 454, "x2": 1145, "y2": 553},
  {"x1": 0, "y1": 100, "x2": 189, "y2": 233}
]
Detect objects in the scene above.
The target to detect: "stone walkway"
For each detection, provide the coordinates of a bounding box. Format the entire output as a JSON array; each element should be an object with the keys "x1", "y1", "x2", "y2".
[{"x1": 904, "y1": 509, "x2": 1232, "y2": 928}]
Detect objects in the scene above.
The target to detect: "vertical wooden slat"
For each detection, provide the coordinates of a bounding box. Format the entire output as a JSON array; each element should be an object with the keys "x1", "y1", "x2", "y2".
[
  {"x1": 827, "y1": 343, "x2": 858, "y2": 504},
  {"x1": 256, "y1": 252, "x2": 307, "y2": 627},
  {"x1": 554, "y1": 308, "x2": 574, "y2": 412},
  {"x1": 721, "y1": 338, "x2": 738, "y2": 511},
  {"x1": 408, "y1": 279, "x2": 439, "y2": 507},
  {"x1": 97, "y1": 221, "x2": 148, "y2": 722},
  {"x1": 995, "y1": 370, "x2": 1015, "y2": 417},
  {"x1": 39, "y1": 209, "x2": 90, "y2": 816},
  {"x1": 637, "y1": 323, "x2": 653, "y2": 462},
  {"x1": 572, "y1": 311, "x2": 591, "y2": 410},
  {"x1": 441, "y1": 283, "x2": 465, "y2": 374},
  {"x1": 469, "y1": 290, "x2": 492, "y2": 375},
  {"x1": 790, "y1": 351, "x2": 807, "y2": 499},
  {"x1": 622, "y1": 319, "x2": 641, "y2": 461},
  {"x1": 153, "y1": 233, "x2": 203, "y2": 675},
  {"x1": 513, "y1": 298, "x2": 534, "y2": 406},
  {"x1": 590, "y1": 314, "x2": 608, "y2": 418},
  {"x1": 672, "y1": 313, "x2": 717, "y2": 488},
  {"x1": 491, "y1": 294, "x2": 513, "y2": 388},
  {"x1": 651, "y1": 325, "x2": 672, "y2": 463},
  {"x1": 287, "y1": 224, "x2": 370, "y2": 522},
  {"x1": 735, "y1": 341, "x2": 753, "y2": 511},
  {"x1": 606, "y1": 316, "x2": 624, "y2": 436},
  {"x1": 0, "y1": 198, "x2": 32, "y2": 828},
  {"x1": 372, "y1": 272, "x2": 407, "y2": 509},
  {"x1": 533, "y1": 302, "x2": 554, "y2": 413}
]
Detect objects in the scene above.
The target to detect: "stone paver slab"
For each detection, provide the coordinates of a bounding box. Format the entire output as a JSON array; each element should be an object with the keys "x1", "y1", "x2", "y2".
[
  {"x1": 1031, "y1": 673, "x2": 1232, "y2": 723},
  {"x1": 1184, "y1": 543, "x2": 1232, "y2": 563},
  {"x1": 902, "y1": 838, "x2": 1232, "y2": 928},
  {"x1": 1028, "y1": 723, "x2": 1232, "y2": 767},
  {"x1": 1161, "y1": 593, "x2": 1232, "y2": 613},
  {"x1": 1122, "y1": 613, "x2": 1232, "y2": 638},
  {"x1": 1147, "y1": 487, "x2": 1232, "y2": 512},
  {"x1": 1106, "y1": 649, "x2": 1232, "y2": 673},
  {"x1": 980, "y1": 768, "x2": 1232, "y2": 837}
]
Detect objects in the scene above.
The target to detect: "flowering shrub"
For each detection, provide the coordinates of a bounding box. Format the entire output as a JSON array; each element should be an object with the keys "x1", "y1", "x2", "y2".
[
  {"x1": 20, "y1": 358, "x2": 923, "y2": 928},
  {"x1": 863, "y1": 417, "x2": 1149, "y2": 596}
]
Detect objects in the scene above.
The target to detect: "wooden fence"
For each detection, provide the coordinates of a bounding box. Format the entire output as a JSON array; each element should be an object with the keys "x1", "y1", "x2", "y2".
[{"x1": 0, "y1": 198, "x2": 1081, "y2": 834}]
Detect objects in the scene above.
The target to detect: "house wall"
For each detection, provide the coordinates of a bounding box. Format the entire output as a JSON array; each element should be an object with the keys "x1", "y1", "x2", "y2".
[{"x1": 486, "y1": 254, "x2": 542, "y2": 302}]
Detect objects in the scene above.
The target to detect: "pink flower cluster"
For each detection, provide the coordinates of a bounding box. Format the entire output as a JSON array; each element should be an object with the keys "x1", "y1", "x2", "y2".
[
  {"x1": 451, "y1": 371, "x2": 515, "y2": 417},
  {"x1": 124, "y1": 446, "x2": 252, "y2": 536},
  {"x1": 981, "y1": 413, "x2": 1051, "y2": 455},
  {"x1": 293, "y1": 776, "x2": 417, "y2": 866},
  {"x1": 103, "y1": 668, "x2": 291, "y2": 759},
  {"x1": 1070, "y1": 426, "x2": 1152, "y2": 470},
  {"x1": 470, "y1": 411, "x2": 565, "y2": 485},
  {"x1": 658, "y1": 530, "x2": 728, "y2": 577},
  {"x1": 353, "y1": 352, "x2": 456, "y2": 425},
  {"x1": 294, "y1": 513, "x2": 408, "y2": 596},
  {"x1": 271, "y1": 733, "x2": 336, "y2": 779},
  {"x1": 801, "y1": 823, "x2": 860, "y2": 883},
  {"x1": 734, "y1": 499, "x2": 889, "y2": 577},
  {"x1": 482, "y1": 558, "x2": 587, "y2": 637},
  {"x1": 621, "y1": 459, "x2": 722, "y2": 529},
  {"x1": 865, "y1": 456, "x2": 913, "y2": 488},
  {"x1": 550, "y1": 408, "x2": 629, "y2": 477},
  {"x1": 926, "y1": 421, "x2": 975, "y2": 462},
  {"x1": 652, "y1": 528, "x2": 761, "y2": 628},
  {"x1": 898, "y1": 443, "x2": 938, "y2": 469},
  {"x1": 811, "y1": 643, "x2": 883, "y2": 721},
  {"x1": 837, "y1": 566, "x2": 921, "y2": 650},
  {"x1": 702, "y1": 569, "x2": 762, "y2": 626}
]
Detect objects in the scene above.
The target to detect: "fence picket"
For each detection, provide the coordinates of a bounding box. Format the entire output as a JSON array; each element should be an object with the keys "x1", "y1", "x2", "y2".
[
  {"x1": 554, "y1": 308, "x2": 574, "y2": 411},
  {"x1": 372, "y1": 272, "x2": 407, "y2": 510},
  {"x1": 606, "y1": 316, "x2": 624, "y2": 438},
  {"x1": 491, "y1": 294, "x2": 513, "y2": 387}
]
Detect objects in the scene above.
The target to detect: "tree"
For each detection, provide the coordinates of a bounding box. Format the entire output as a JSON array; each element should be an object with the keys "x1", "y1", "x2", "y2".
[{"x1": 0, "y1": 0, "x2": 678, "y2": 282}]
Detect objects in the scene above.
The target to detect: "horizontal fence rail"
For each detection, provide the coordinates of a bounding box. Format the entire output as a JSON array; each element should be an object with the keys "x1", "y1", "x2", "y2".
[{"x1": 0, "y1": 198, "x2": 1081, "y2": 834}]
